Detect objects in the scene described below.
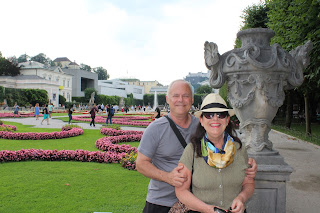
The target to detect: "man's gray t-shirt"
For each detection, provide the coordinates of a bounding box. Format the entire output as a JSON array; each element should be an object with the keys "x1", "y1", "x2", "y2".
[{"x1": 138, "y1": 113, "x2": 199, "y2": 207}]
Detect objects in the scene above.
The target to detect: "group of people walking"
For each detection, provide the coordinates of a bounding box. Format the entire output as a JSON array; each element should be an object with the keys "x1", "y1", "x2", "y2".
[
  {"x1": 89, "y1": 103, "x2": 114, "y2": 127},
  {"x1": 33, "y1": 103, "x2": 54, "y2": 125}
]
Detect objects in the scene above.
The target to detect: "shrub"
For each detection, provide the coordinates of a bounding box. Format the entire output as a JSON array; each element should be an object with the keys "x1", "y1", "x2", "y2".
[
  {"x1": 0, "y1": 126, "x2": 14, "y2": 132},
  {"x1": 120, "y1": 151, "x2": 137, "y2": 170}
]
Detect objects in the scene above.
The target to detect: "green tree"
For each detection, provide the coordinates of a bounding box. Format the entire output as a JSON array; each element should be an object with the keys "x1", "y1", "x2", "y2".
[
  {"x1": 84, "y1": 88, "x2": 98, "y2": 103},
  {"x1": 195, "y1": 85, "x2": 212, "y2": 94},
  {"x1": 0, "y1": 55, "x2": 20, "y2": 76},
  {"x1": 93, "y1": 67, "x2": 110, "y2": 80},
  {"x1": 80, "y1": 63, "x2": 92, "y2": 72},
  {"x1": 31, "y1": 53, "x2": 48, "y2": 64},
  {"x1": 7, "y1": 56, "x2": 18, "y2": 64},
  {"x1": 59, "y1": 95, "x2": 66, "y2": 106},
  {"x1": 235, "y1": 2, "x2": 269, "y2": 48},
  {"x1": 17, "y1": 54, "x2": 29, "y2": 63},
  {"x1": 266, "y1": 0, "x2": 320, "y2": 135}
]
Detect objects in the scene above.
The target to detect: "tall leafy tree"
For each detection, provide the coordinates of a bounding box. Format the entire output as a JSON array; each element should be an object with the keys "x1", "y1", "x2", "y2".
[
  {"x1": 31, "y1": 53, "x2": 53, "y2": 66},
  {"x1": 195, "y1": 85, "x2": 212, "y2": 94},
  {"x1": 7, "y1": 56, "x2": 18, "y2": 64},
  {"x1": 93, "y1": 67, "x2": 110, "y2": 80},
  {"x1": 17, "y1": 54, "x2": 29, "y2": 63},
  {"x1": 0, "y1": 54, "x2": 20, "y2": 76},
  {"x1": 266, "y1": 0, "x2": 320, "y2": 135},
  {"x1": 80, "y1": 63, "x2": 92, "y2": 72},
  {"x1": 235, "y1": 2, "x2": 269, "y2": 48}
]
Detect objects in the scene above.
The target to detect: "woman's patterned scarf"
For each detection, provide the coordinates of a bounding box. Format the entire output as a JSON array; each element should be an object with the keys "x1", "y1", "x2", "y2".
[{"x1": 201, "y1": 132, "x2": 236, "y2": 168}]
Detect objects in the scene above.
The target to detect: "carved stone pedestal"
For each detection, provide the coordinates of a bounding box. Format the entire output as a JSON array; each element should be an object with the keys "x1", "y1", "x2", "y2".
[
  {"x1": 204, "y1": 28, "x2": 312, "y2": 212},
  {"x1": 246, "y1": 151, "x2": 293, "y2": 213}
]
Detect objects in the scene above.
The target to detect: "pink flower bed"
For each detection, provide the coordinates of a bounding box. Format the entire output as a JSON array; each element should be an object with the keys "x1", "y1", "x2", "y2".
[
  {"x1": 0, "y1": 124, "x2": 17, "y2": 131},
  {"x1": 72, "y1": 115, "x2": 151, "y2": 126},
  {"x1": 0, "y1": 149, "x2": 125, "y2": 164},
  {"x1": 100, "y1": 128, "x2": 144, "y2": 136},
  {"x1": 0, "y1": 127, "x2": 83, "y2": 140},
  {"x1": 95, "y1": 135, "x2": 142, "y2": 153},
  {"x1": 0, "y1": 113, "x2": 41, "y2": 118},
  {"x1": 0, "y1": 127, "x2": 143, "y2": 170}
]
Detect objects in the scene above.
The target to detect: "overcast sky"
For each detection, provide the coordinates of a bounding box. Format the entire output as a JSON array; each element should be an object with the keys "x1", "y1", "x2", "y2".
[{"x1": 0, "y1": 0, "x2": 262, "y2": 85}]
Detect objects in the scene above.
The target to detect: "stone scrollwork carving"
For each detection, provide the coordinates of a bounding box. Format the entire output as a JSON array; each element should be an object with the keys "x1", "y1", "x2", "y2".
[
  {"x1": 240, "y1": 118, "x2": 273, "y2": 152},
  {"x1": 288, "y1": 40, "x2": 313, "y2": 88},
  {"x1": 204, "y1": 41, "x2": 225, "y2": 88},
  {"x1": 205, "y1": 28, "x2": 312, "y2": 153}
]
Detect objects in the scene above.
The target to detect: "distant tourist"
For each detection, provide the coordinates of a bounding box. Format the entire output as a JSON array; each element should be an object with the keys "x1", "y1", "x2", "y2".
[
  {"x1": 48, "y1": 103, "x2": 53, "y2": 118},
  {"x1": 106, "y1": 104, "x2": 114, "y2": 125},
  {"x1": 13, "y1": 102, "x2": 19, "y2": 116},
  {"x1": 68, "y1": 106, "x2": 73, "y2": 124},
  {"x1": 41, "y1": 104, "x2": 49, "y2": 125},
  {"x1": 34, "y1": 103, "x2": 40, "y2": 120},
  {"x1": 90, "y1": 104, "x2": 98, "y2": 127}
]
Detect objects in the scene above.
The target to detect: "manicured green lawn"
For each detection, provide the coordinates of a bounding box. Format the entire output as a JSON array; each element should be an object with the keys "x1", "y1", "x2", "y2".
[
  {"x1": 0, "y1": 121, "x2": 148, "y2": 213},
  {"x1": 272, "y1": 122, "x2": 320, "y2": 146}
]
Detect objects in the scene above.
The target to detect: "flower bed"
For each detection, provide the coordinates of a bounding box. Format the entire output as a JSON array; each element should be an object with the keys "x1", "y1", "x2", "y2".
[
  {"x1": 0, "y1": 149, "x2": 125, "y2": 164},
  {"x1": 100, "y1": 128, "x2": 144, "y2": 136},
  {"x1": 95, "y1": 135, "x2": 142, "y2": 153},
  {"x1": 72, "y1": 115, "x2": 151, "y2": 126},
  {"x1": 0, "y1": 127, "x2": 83, "y2": 140},
  {"x1": 0, "y1": 126, "x2": 142, "y2": 170},
  {"x1": 0, "y1": 113, "x2": 41, "y2": 118}
]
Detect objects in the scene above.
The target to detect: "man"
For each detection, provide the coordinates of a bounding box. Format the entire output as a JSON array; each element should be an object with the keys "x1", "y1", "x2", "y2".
[
  {"x1": 136, "y1": 79, "x2": 257, "y2": 213},
  {"x1": 106, "y1": 104, "x2": 114, "y2": 125}
]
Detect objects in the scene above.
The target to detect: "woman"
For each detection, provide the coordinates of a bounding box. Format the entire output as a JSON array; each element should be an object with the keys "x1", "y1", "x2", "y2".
[
  {"x1": 90, "y1": 104, "x2": 98, "y2": 127},
  {"x1": 13, "y1": 102, "x2": 19, "y2": 116},
  {"x1": 34, "y1": 103, "x2": 40, "y2": 120},
  {"x1": 68, "y1": 106, "x2": 73, "y2": 124},
  {"x1": 174, "y1": 94, "x2": 254, "y2": 213}
]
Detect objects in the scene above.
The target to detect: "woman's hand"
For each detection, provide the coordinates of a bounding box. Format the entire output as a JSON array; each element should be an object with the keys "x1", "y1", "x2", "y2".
[
  {"x1": 230, "y1": 196, "x2": 245, "y2": 213},
  {"x1": 245, "y1": 158, "x2": 257, "y2": 179}
]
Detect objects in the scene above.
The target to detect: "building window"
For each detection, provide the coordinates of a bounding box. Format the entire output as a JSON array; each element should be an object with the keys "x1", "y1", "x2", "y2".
[
  {"x1": 63, "y1": 92, "x2": 65, "y2": 97},
  {"x1": 49, "y1": 76, "x2": 51, "y2": 81},
  {"x1": 67, "y1": 81, "x2": 70, "y2": 87},
  {"x1": 56, "y1": 78, "x2": 59, "y2": 82},
  {"x1": 67, "y1": 93, "x2": 70, "y2": 100},
  {"x1": 53, "y1": 93, "x2": 56, "y2": 101},
  {"x1": 63, "y1": 80, "x2": 65, "y2": 86}
]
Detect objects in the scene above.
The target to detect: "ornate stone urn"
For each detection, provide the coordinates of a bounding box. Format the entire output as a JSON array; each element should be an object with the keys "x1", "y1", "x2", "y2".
[
  {"x1": 204, "y1": 28, "x2": 312, "y2": 154},
  {"x1": 204, "y1": 28, "x2": 312, "y2": 213}
]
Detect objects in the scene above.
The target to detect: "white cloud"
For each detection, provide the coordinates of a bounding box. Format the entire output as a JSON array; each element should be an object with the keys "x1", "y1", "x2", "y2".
[{"x1": 0, "y1": 0, "x2": 262, "y2": 85}]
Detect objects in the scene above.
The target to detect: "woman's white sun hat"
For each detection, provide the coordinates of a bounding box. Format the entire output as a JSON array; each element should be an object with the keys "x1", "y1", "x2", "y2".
[{"x1": 194, "y1": 93, "x2": 235, "y2": 118}]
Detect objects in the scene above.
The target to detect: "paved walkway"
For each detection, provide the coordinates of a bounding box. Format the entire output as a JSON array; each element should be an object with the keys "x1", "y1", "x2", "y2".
[
  {"x1": 1, "y1": 116, "x2": 319, "y2": 212},
  {"x1": 0, "y1": 115, "x2": 146, "y2": 131}
]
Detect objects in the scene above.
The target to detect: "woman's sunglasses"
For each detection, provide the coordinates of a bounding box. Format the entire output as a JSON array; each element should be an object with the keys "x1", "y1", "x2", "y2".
[{"x1": 202, "y1": 111, "x2": 229, "y2": 119}]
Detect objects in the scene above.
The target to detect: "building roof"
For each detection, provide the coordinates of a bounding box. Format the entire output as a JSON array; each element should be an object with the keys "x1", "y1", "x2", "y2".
[
  {"x1": 69, "y1": 62, "x2": 79, "y2": 66},
  {"x1": 53, "y1": 57, "x2": 71, "y2": 62},
  {"x1": 0, "y1": 75, "x2": 45, "y2": 80},
  {"x1": 18, "y1": 61, "x2": 45, "y2": 69}
]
